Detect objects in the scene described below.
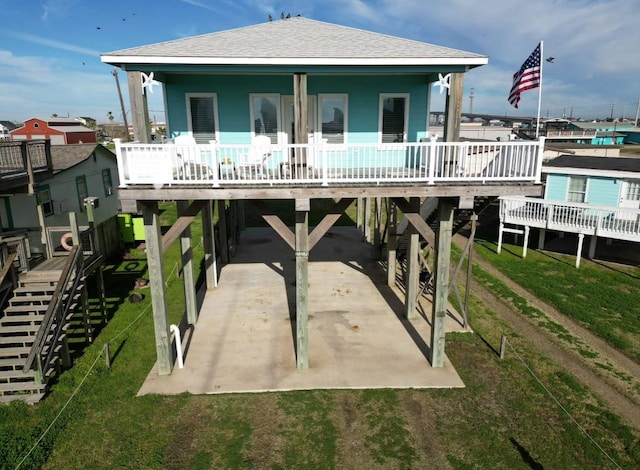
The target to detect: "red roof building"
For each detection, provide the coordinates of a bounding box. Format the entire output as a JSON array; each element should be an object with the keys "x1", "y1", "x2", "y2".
[{"x1": 10, "y1": 117, "x2": 97, "y2": 145}]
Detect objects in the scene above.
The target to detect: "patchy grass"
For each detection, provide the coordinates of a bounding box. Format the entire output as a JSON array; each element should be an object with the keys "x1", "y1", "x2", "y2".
[
  {"x1": 1, "y1": 202, "x2": 639, "y2": 469},
  {"x1": 474, "y1": 239, "x2": 640, "y2": 363}
]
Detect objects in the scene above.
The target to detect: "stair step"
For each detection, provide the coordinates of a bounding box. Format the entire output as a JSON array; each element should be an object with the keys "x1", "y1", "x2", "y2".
[
  {"x1": 0, "y1": 392, "x2": 44, "y2": 404},
  {"x1": 0, "y1": 313, "x2": 44, "y2": 326},
  {"x1": 0, "y1": 334, "x2": 35, "y2": 346},
  {"x1": 0, "y1": 357, "x2": 26, "y2": 369},
  {"x1": 0, "y1": 346, "x2": 30, "y2": 358},
  {"x1": 0, "y1": 369, "x2": 35, "y2": 379},
  {"x1": 0, "y1": 324, "x2": 41, "y2": 334},
  {"x1": 4, "y1": 304, "x2": 50, "y2": 314},
  {"x1": 9, "y1": 294, "x2": 52, "y2": 305},
  {"x1": 0, "y1": 380, "x2": 46, "y2": 393}
]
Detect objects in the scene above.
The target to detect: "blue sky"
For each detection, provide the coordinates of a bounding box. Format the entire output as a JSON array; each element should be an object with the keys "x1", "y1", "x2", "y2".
[{"x1": 1, "y1": 0, "x2": 639, "y2": 124}]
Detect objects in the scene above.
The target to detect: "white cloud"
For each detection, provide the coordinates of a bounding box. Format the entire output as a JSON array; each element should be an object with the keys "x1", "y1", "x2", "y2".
[{"x1": 6, "y1": 31, "x2": 100, "y2": 56}]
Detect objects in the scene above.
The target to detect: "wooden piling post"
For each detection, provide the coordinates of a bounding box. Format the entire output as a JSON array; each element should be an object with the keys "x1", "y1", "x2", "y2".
[
  {"x1": 142, "y1": 201, "x2": 173, "y2": 376},
  {"x1": 178, "y1": 200, "x2": 198, "y2": 324},
  {"x1": 430, "y1": 198, "x2": 454, "y2": 367},
  {"x1": 295, "y1": 199, "x2": 310, "y2": 369}
]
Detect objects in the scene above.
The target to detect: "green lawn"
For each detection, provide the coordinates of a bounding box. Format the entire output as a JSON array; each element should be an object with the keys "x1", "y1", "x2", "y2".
[
  {"x1": 1, "y1": 202, "x2": 639, "y2": 469},
  {"x1": 473, "y1": 238, "x2": 640, "y2": 364}
]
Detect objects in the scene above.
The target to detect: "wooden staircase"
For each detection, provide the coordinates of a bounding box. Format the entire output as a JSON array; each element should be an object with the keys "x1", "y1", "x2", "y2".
[
  {"x1": 397, "y1": 196, "x2": 498, "y2": 259},
  {"x1": 0, "y1": 267, "x2": 82, "y2": 403}
]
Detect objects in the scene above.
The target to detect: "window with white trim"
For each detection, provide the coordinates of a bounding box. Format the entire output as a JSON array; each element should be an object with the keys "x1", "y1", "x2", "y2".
[
  {"x1": 36, "y1": 184, "x2": 53, "y2": 217},
  {"x1": 626, "y1": 180, "x2": 640, "y2": 201},
  {"x1": 102, "y1": 169, "x2": 113, "y2": 197},
  {"x1": 567, "y1": 176, "x2": 587, "y2": 203},
  {"x1": 250, "y1": 94, "x2": 280, "y2": 144},
  {"x1": 319, "y1": 94, "x2": 347, "y2": 144},
  {"x1": 379, "y1": 94, "x2": 409, "y2": 143},
  {"x1": 186, "y1": 93, "x2": 219, "y2": 144}
]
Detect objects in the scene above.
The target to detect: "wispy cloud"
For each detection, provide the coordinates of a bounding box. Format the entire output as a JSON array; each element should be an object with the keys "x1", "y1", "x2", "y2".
[
  {"x1": 180, "y1": 0, "x2": 223, "y2": 14},
  {"x1": 6, "y1": 31, "x2": 100, "y2": 56},
  {"x1": 41, "y1": 0, "x2": 77, "y2": 21}
]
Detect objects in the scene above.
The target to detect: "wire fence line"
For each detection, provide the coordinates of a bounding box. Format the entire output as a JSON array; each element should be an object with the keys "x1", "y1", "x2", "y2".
[{"x1": 503, "y1": 337, "x2": 623, "y2": 470}]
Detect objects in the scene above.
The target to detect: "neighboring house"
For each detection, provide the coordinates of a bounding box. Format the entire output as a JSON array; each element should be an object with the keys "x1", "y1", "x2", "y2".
[
  {"x1": 544, "y1": 155, "x2": 640, "y2": 209},
  {"x1": 11, "y1": 117, "x2": 97, "y2": 144},
  {"x1": 0, "y1": 144, "x2": 120, "y2": 259},
  {"x1": 101, "y1": 17, "x2": 544, "y2": 376},
  {"x1": 0, "y1": 121, "x2": 18, "y2": 141},
  {"x1": 499, "y1": 155, "x2": 640, "y2": 267}
]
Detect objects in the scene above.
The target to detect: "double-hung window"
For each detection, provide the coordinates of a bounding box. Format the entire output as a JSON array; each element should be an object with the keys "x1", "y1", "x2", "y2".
[
  {"x1": 379, "y1": 94, "x2": 409, "y2": 143},
  {"x1": 250, "y1": 94, "x2": 280, "y2": 144},
  {"x1": 319, "y1": 94, "x2": 347, "y2": 144},
  {"x1": 36, "y1": 184, "x2": 53, "y2": 217},
  {"x1": 186, "y1": 93, "x2": 219, "y2": 144},
  {"x1": 102, "y1": 169, "x2": 113, "y2": 197},
  {"x1": 567, "y1": 176, "x2": 587, "y2": 203}
]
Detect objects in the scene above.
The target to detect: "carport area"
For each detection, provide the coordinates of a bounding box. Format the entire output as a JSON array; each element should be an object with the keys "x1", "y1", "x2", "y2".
[{"x1": 138, "y1": 226, "x2": 467, "y2": 396}]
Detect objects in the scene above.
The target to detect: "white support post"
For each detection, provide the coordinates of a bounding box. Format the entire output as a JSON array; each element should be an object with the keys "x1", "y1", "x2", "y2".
[
  {"x1": 576, "y1": 233, "x2": 584, "y2": 268},
  {"x1": 497, "y1": 222, "x2": 504, "y2": 254},
  {"x1": 522, "y1": 226, "x2": 530, "y2": 258}
]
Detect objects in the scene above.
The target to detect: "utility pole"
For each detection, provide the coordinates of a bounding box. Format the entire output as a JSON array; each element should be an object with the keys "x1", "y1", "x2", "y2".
[
  {"x1": 468, "y1": 87, "x2": 475, "y2": 114},
  {"x1": 635, "y1": 98, "x2": 640, "y2": 128},
  {"x1": 610, "y1": 102, "x2": 615, "y2": 121},
  {"x1": 112, "y1": 68, "x2": 130, "y2": 142}
]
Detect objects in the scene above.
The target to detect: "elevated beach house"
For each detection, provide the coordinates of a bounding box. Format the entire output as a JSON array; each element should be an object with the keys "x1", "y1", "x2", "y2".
[{"x1": 101, "y1": 17, "x2": 544, "y2": 377}]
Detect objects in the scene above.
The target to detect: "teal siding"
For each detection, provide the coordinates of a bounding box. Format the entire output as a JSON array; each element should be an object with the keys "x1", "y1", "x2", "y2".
[
  {"x1": 545, "y1": 174, "x2": 568, "y2": 201},
  {"x1": 165, "y1": 74, "x2": 429, "y2": 144},
  {"x1": 586, "y1": 176, "x2": 619, "y2": 206},
  {"x1": 545, "y1": 173, "x2": 621, "y2": 206}
]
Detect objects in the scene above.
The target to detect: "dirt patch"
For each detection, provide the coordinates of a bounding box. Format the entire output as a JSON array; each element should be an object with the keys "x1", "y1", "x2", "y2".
[{"x1": 455, "y1": 235, "x2": 640, "y2": 429}]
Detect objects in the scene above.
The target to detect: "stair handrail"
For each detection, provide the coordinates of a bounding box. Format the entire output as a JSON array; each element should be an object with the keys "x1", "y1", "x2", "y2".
[
  {"x1": 22, "y1": 245, "x2": 84, "y2": 375},
  {"x1": 0, "y1": 252, "x2": 18, "y2": 287}
]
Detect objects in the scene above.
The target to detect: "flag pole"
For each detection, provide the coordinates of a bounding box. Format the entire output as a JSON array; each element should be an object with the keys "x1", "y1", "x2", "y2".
[{"x1": 536, "y1": 41, "x2": 544, "y2": 138}]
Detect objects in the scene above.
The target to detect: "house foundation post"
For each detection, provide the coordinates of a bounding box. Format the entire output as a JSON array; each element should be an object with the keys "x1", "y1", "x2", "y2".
[
  {"x1": 295, "y1": 198, "x2": 310, "y2": 369},
  {"x1": 430, "y1": 198, "x2": 454, "y2": 367},
  {"x1": 142, "y1": 201, "x2": 173, "y2": 376},
  {"x1": 373, "y1": 197, "x2": 384, "y2": 259},
  {"x1": 404, "y1": 197, "x2": 420, "y2": 319},
  {"x1": 387, "y1": 199, "x2": 398, "y2": 287},
  {"x1": 202, "y1": 200, "x2": 217, "y2": 289},
  {"x1": 356, "y1": 198, "x2": 364, "y2": 230},
  {"x1": 538, "y1": 228, "x2": 546, "y2": 249},
  {"x1": 97, "y1": 266, "x2": 107, "y2": 324},
  {"x1": 364, "y1": 198, "x2": 371, "y2": 243},
  {"x1": 217, "y1": 200, "x2": 229, "y2": 264},
  {"x1": 177, "y1": 201, "x2": 198, "y2": 324},
  {"x1": 588, "y1": 234, "x2": 597, "y2": 259},
  {"x1": 576, "y1": 233, "x2": 584, "y2": 268}
]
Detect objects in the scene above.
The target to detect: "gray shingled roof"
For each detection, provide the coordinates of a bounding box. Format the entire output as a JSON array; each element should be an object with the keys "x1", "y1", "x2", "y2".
[
  {"x1": 101, "y1": 17, "x2": 487, "y2": 66},
  {"x1": 544, "y1": 155, "x2": 640, "y2": 173},
  {"x1": 51, "y1": 144, "x2": 115, "y2": 173}
]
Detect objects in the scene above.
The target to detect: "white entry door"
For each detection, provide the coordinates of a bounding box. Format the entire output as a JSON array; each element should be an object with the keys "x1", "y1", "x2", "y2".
[{"x1": 618, "y1": 179, "x2": 640, "y2": 220}]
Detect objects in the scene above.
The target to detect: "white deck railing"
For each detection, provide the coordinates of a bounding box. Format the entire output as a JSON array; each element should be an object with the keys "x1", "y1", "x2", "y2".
[
  {"x1": 114, "y1": 138, "x2": 544, "y2": 188},
  {"x1": 500, "y1": 196, "x2": 640, "y2": 242}
]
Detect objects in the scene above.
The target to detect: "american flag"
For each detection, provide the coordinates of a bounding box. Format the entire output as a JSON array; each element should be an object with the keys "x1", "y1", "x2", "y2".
[{"x1": 508, "y1": 43, "x2": 541, "y2": 108}]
